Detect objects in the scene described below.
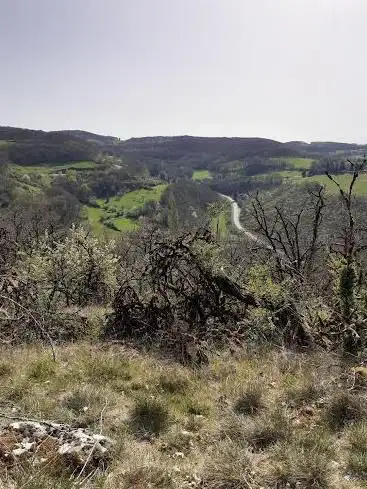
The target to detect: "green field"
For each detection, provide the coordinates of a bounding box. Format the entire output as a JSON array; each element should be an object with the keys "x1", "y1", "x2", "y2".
[
  {"x1": 85, "y1": 184, "x2": 167, "y2": 235},
  {"x1": 272, "y1": 157, "x2": 315, "y2": 170},
  {"x1": 13, "y1": 161, "x2": 96, "y2": 175},
  {"x1": 84, "y1": 206, "x2": 138, "y2": 235},
  {"x1": 271, "y1": 170, "x2": 367, "y2": 196},
  {"x1": 192, "y1": 170, "x2": 212, "y2": 181},
  {"x1": 98, "y1": 184, "x2": 167, "y2": 210},
  {"x1": 273, "y1": 170, "x2": 303, "y2": 179},
  {"x1": 303, "y1": 173, "x2": 367, "y2": 195}
]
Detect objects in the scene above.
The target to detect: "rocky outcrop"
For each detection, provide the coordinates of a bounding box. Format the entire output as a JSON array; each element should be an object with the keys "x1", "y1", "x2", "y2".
[{"x1": 0, "y1": 420, "x2": 114, "y2": 474}]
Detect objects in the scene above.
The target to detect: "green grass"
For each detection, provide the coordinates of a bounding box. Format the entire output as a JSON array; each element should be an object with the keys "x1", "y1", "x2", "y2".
[
  {"x1": 301, "y1": 173, "x2": 367, "y2": 195},
  {"x1": 272, "y1": 157, "x2": 315, "y2": 170},
  {"x1": 13, "y1": 161, "x2": 96, "y2": 175},
  {"x1": 113, "y1": 217, "x2": 139, "y2": 231},
  {"x1": 268, "y1": 168, "x2": 367, "y2": 196},
  {"x1": 83, "y1": 206, "x2": 111, "y2": 235},
  {"x1": 83, "y1": 206, "x2": 120, "y2": 236},
  {"x1": 85, "y1": 184, "x2": 166, "y2": 235},
  {"x1": 98, "y1": 184, "x2": 167, "y2": 211},
  {"x1": 84, "y1": 206, "x2": 138, "y2": 235},
  {"x1": 209, "y1": 200, "x2": 230, "y2": 240},
  {"x1": 192, "y1": 170, "x2": 212, "y2": 181},
  {"x1": 273, "y1": 170, "x2": 304, "y2": 179}
]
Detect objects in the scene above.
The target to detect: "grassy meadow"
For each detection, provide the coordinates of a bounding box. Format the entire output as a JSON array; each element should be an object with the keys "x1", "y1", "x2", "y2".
[
  {"x1": 97, "y1": 184, "x2": 167, "y2": 210},
  {"x1": 192, "y1": 170, "x2": 212, "y2": 181},
  {"x1": 12, "y1": 161, "x2": 96, "y2": 175},
  {"x1": 276, "y1": 157, "x2": 315, "y2": 170},
  {"x1": 85, "y1": 184, "x2": 167, "y2": 234}
]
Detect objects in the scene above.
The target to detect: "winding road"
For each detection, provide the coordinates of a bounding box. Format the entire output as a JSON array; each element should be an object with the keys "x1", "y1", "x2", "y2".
[{"x1": 219, "y1": 194, "x2": 270, "y2": 248}]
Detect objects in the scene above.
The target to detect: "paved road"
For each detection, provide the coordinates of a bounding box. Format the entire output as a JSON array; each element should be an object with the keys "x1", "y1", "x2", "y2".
[{"x1": 219, "y1": 194, "x2": 270, "y2": 247}]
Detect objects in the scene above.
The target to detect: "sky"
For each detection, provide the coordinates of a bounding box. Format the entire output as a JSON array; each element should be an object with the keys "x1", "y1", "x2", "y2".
[{"x1": 1, "y1": 0, "x2": 367, "y2": 142}]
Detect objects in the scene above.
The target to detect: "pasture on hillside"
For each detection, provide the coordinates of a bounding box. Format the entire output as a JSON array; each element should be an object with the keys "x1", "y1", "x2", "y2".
[
  {"x1": 192, "y1": 169, "x2": 212, "y2": 181},
  {"x1": 85, "y1": 184, "x2": 167, "y2": 234}
]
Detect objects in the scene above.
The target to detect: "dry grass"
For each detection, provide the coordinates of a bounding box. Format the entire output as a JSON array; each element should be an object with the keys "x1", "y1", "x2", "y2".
[{"x1": 0, "y1": 344, "x2": 365, "y2": 488}]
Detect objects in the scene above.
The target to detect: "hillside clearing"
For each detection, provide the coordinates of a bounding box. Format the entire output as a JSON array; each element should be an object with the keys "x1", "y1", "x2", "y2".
[
  {"x1": 303, "y1": 173, "x2": 367, "y2": 195},
  {"x1": 192, "y1": 170, "x2": 212, "y2": 181},
  {"x1": 85, "y1": 184, "x2": 167, "y2": 234},
  {"x1": 272, "y1": 157, "x2": 315, "y2": 170},
  {"x1": 97, "y1": 184, "x2": 167, "y2": 210},
  {"x1": 12, "y1": 161, "x2": 96, "y2": 175}
]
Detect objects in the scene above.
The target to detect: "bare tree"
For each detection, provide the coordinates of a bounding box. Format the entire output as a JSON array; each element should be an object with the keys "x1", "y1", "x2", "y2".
[{"x1": 251, "y1": 186, "x2": 326, "y2": 281}]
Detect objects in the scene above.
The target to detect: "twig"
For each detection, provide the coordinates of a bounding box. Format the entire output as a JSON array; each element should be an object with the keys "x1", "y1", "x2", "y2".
[
  {"x1": 76, "y1": 399, "x2": 109, "y2": 481},
  {"x1": 76, "y1": 441, "x2": 99, "y2": 481},
  {"x1": 99, "y1": 399, "x2": 108, "y2": 435},
  {"x1": 0, "y1": 411, "x2": 57, "y2": 427}
]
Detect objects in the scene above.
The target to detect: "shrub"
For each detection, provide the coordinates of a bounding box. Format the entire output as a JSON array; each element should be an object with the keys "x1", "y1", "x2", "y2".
[
  {"x1": 18, "y1": 225, "x2": 118, "y2": 308},
  {"x1": 130, "y1": 398, "x2": 170, "y2": 436}
]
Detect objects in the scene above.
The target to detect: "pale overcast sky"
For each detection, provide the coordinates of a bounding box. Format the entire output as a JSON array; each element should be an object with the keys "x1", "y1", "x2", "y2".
[{"x1": 1, "y1": 0, "x2": 367, "y2": 142}]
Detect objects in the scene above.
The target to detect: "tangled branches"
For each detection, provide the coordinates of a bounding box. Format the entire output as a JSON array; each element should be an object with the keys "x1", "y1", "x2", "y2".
[{"x1": 105, "y1": 230, "x2": 259, "y2": 362}]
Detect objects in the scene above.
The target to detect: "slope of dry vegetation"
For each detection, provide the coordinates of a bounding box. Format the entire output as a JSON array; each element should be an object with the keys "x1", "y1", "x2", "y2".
[{"x1": 0, "y1": 344, "x2": 366, "y2": 488}]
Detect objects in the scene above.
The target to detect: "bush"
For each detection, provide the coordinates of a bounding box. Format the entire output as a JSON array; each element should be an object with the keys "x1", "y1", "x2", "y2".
[
  {"x1": 17, "y1": 225, "x2": 118, "y2": 308},
  {"x1": 130, "y1": 398, "x2": 170, "y2": 436}
]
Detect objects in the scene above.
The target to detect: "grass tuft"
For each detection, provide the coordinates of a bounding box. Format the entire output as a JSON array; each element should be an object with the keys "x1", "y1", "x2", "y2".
[
  {"x1": 346, "y1": 422, "x2": 367, "y2": 478},
  {"x1": 285, "y1": 377, "x2": 326, "y2": 408},
  {"x1": 0, "y1": 362, "x2": 13, "y2": 377},
  {"x1": 268, "y1": 439, "x2": 332, "y2": 488},
  {"x1": 234, "y1": 382, "x2": 264, "y2": 415},
  {"x1": 244, "y1": 408, "x2": 290, "y2": 451},
  {"x1": 130, "y1": 397, "x2": 170, "y2": 437},
  {"x1": 28, "y1": 357, "x2": 56, "y2": 381},
  {"x1": 324, "y1": 392, "x2": 366, "y2": 431},
  {"x1": 159, "y1": 371, "x2": 190, "y2": 394},
  {"x1": 201, "y1": 440, "x2": 256, "y2": 489}
]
